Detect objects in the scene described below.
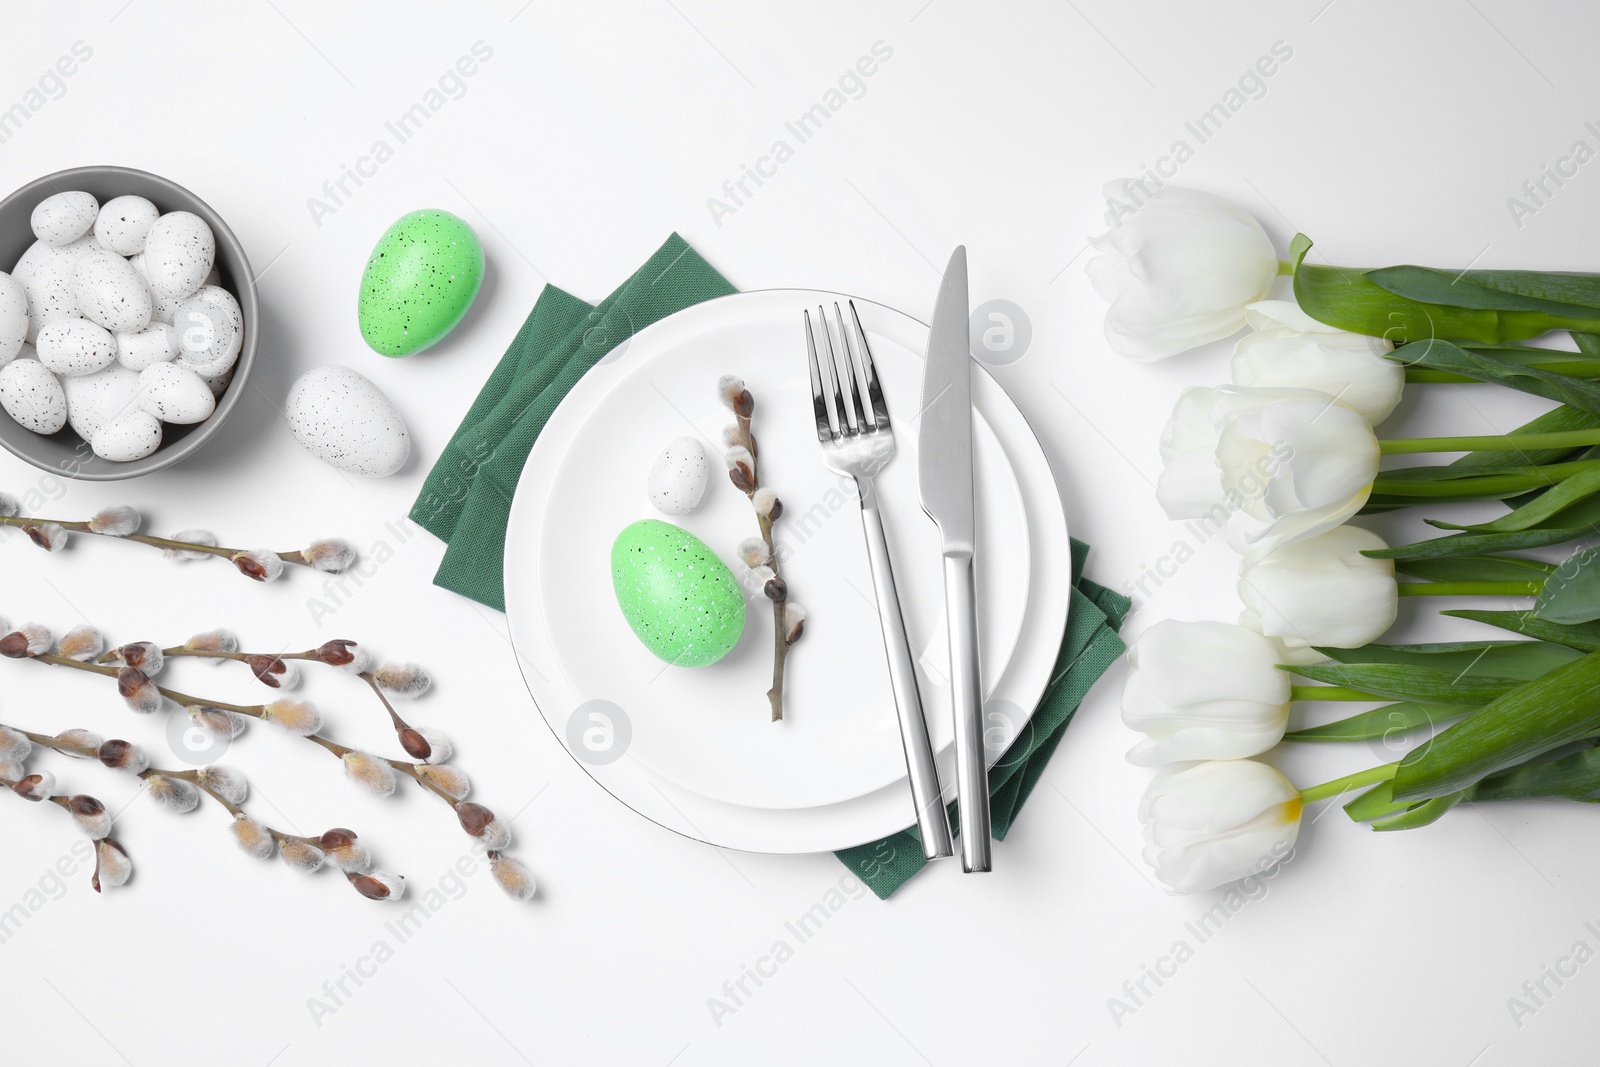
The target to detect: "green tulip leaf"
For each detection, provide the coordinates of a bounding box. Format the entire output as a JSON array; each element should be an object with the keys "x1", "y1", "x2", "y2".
[
  {"x1": 1367, "y1": 266, "x2": 1600, "y2": 319},
  {"x1": 1364, "y1": 527, "x2": 1590, "y2": 561},
  {"x1": 1533, "y1": 546, "x2": 1600, "y2": 624},
  {"x1": 1318, "y1": 639, "x2": 1580, "y2": 680},
  {"x1": 1285, "y1": 701, "x2": 1469, "y2": 743},
  {"x1": 1466, "y1": 743, "x2": 1600, "y2": 802},
  {"x1": 1574, "y1": 332, "x2": 1600, "y2": 356},
  {"x1": 1369, "y1": 792, "x2": 1467, "y2": 831},
  {"x1": 1392, "y1": 339, "x2": 1600, "y2": 416},
  {"x1": 1284, "y1": 663, "x2": 1522, "y2": 704},
  {"x1": 1450, "y1": 404, "x2": 1600, "y2": 470},
  {"x1": 1444, "y1": 608, "x2": 1600, "y2": 652},
  {"x1": 1440, "y1": 464, "x2": 1600, "y2": 533},
  {"x1": 1344, "y1": 781, "x2": 1413, "y2": 823},
  {"x1": 1391, "y1": 651, "x2": 1600, "y2": 801},
  {"x1": 1394, "y1": 555, "x2": 1555, "y2": 584}
]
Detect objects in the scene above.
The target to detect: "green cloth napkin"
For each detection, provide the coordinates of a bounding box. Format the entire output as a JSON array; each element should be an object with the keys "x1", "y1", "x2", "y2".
[
  {"x1": 411, "y1": 233, "x2": 736, "y2": 608},
  {"x1": 412, "y1": 236, "x2": 1130, "y2": 898},
  {"x1": 836, "y1": 538, "x2": 1129, "y2": 898}
]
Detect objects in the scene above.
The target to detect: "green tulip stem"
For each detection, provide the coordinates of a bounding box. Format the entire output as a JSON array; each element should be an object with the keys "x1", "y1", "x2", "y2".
[
  {"x1": 1277, "y1": 259, "x2": 1296, "y2": 277},
  {"x1": 1371, "y1": 458, "x2": 1600, "y2": 499},
  {"x1": 1396, "y1": 580, "x2": 1542, "y2": 597},
  {"x1": 1288, "y1": 684, "x2": 1386, "y2": 702},
  {"x1": 1298, "y1": 762, "x2": 1399, "y2": 804},
  {"x1": 1405, "y1": 361, "x2": 1600, "y2": 383},
  {"x1": 1379, "y1": 430, "x2": 1600, "y2": 455}
]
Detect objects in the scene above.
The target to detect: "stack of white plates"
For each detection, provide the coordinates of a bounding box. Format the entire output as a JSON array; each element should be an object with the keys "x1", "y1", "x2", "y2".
[{"x1": 504, "y1": 290, "x2": 1070, "y2": 854}]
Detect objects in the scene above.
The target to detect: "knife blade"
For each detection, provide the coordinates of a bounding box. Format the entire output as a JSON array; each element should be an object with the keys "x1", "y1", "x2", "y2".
[{"x1": 918, "y1": 246, "x2": 991, "y2": 872}]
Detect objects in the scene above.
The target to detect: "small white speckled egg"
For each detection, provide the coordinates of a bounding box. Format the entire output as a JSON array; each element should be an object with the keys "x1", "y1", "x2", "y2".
[
  {"x1": 91, "y1": 409, "x2": 162, "y2": 461},
  {"x1": 93, "y1": 195, "x2": 160, "y2": 254},
  {"x1": 199, "y1": 364, "x2": 233, "y2": 398},
  {"x1": 12, "y1": 235, "x2": 96, "y2": 343},
  {"x1": 0, "y1": 341, "x2": 34, "y2": 374},
  {"x1": 0, "y1": 272, "x2": 27, "y2": 364},
  {"x1": 115, "y1": 321, "x2": 181, "y2": 371},
  {"x1": 141, "y1": 211, "x2": 214, "y2": 299},
  {"x1": 0, "y1": 358, "x2": 68, "y2": 434},
  {"x1": 648, "y1": 436, "x2": 710, "y2": 515},
  {"x1": 171, "y1": 285, "x2": 242, "y2": 377},
  {"x1": 72, "y1": 250, "x2": 152, "y2": 334},
  {"x1": 137, "y1": 362, "x2": 215, "y2": 424},
  {"x1": 64, "y1": 363, "x2": 143, "y2": 442},
  {"x1": 30, "y1": 191, "x2": 99, "y2": 246},
  {"x1": 36, "y1": 319, "x2": 117, "y2": 377},
  {"x1": 286, "y1": 366, "x2": 410, "y2": 477}
]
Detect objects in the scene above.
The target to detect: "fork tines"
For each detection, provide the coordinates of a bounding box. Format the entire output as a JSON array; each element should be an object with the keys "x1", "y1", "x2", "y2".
[{"x1": 805, "y1": 300, "x2": 890, "y2": 443}]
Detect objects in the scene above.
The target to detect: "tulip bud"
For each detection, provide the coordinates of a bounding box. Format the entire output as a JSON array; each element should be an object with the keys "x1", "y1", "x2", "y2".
[
  {"x1": 97, "y1": 739, "x2": 149, "y2": 774},
  {"x1": 146, "y1": 774, "x2": 201, "y2": 813},
  {"x1": 117, "y1": 667, "x2": 163, "y2": 714},
  {"x1": 12, "y1": 772, "x2": 54, "y2": 801},
  {"x1": 66, "y1": 795, "x2": 112, "y2": 839},
  {"x1": 1232, "y1": 301, "x2": 1403, "y2": 425},
  {"x1": 302, "y1": 538, "x2": 357, "y2": 572},
  {"x1": 196, "y1": 766, "x2": 248, "y2": 806},
  {"x1": 164, "y1": 529, "x2": 219, "y2": 561},
  {"x1": 230, "y1": 814, "x2": 276, "y2": 858},
  {"x1": 58, "y1": 625, "x2": 105, "y2": 663},
  {"x1": 342, "y1": 751, "x2": 396, "y2": 797},
  {"x1": 416, "y1": 763, "x2": 470, "y2": 800},
  {"x1": 262, "y1": 700, "x2": 322, "y2": 735},
  {"x1": 1121, "y1": 620, "x2": 1290, "y2": 765},
  {"x1": 490, "y1": 853, "x2": 537, "y2": 902},
  {"x1": 373, "y1": 662, "x2": 430, "y2": 699},
  {"x1": 1140, "y1": 759, "x2": 1301, "y2": 894},
  {"x1": 279, "y1": 838, "x2": 326, "y2": 872},
  {"x1": 87, "y1": 505, "x2": 140, "y2": 537},
  {"x1": 1087, "y1": 182, "x2": 1277, "y2": 361},
  {"x1": 1238, "y1": 526, "x2": 1398, "y2": 650},
  {"x1": 92, "y1": 837, "x2": 133, "y2": 891},
  {"x1": 350, "y1": 870, "x2": 405, "y2": 901},
  {"x1": 25, "y1": 522, "x2": 67, "y2": 551},
  {"x1": 230, "y1": 549, "x2": 284, "y2": 583}
]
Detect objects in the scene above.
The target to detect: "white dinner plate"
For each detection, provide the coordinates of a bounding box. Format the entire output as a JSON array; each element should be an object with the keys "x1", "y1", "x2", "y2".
[{"x1": 505, "y1": 290, "x2": 1070, "y2": 852}]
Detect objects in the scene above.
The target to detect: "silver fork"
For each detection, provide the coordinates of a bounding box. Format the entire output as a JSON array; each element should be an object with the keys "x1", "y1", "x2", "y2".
[{"x1": 805, "y1": 300, "x2": 953, "y2": 862}]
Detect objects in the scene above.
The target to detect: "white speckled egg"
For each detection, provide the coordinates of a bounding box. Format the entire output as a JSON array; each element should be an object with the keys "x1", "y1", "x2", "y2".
[
  {"x1": 171, "y1": 285, "x2": 242, "y2": 376},
  {"x1": 0, "y1": 341, "x2": 34, "y2": 374},
  {"x1": 93, "y1": 195, "x2": 160, "y2": 254},
  {"x1": 137, "y1": 362, "x2": 215, "y2": 424},
  {"x1": 648, "y1": 436, "x2": 710, "y2": 515},
  {"x1": 72, "y1": 250, "x2": 152, "y2": 333},
  {"x1": 286, "y1": 366, "x2": 410, "y2": 477},
  {"x1": 30, "y1": 191, "x2": 99, "y2": 246},
  {"x1": 141, "y1": 211, "x2": 214, "y2": 299},
  {"x1": 199, "y1": 365, "x2": 233, "y2": 398},
  {"x1": 64, "y1": 363, "x2": 143, "y2": 441},
  {"x1": 13, "y1": 235, "x2": 96, "y2": 343},
  {"x1": 36, "y1": 319, "x2": 117, "y2": 377},
  {"x1": 116, "y1": 321, "x2": 180, "y2": 371},
  {"x1": 91, "y1": 409, "x2": 162, "y2": 461},
  {"x1": 0, "y1": 272, "x2": 27, "y2": 364},
  {"x1": 0, "y1": 358, "x2": 68, "y2": 434},
  {"x1": 129, "y1": 253, "x2": 179, "y2": 325}
]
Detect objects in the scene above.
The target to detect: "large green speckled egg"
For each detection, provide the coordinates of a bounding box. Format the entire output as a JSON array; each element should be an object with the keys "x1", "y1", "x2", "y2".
[
  {"x1": 611, "y1": 519, "x2": 745, "y2": 668},
  {"x1": 358, "y1": 209, "x2": 484, "y2": 357}
]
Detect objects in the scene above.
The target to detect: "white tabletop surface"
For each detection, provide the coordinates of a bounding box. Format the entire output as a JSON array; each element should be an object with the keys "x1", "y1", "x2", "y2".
[{"x1": 1, "y1": 1, "x2": 1596, "y2": 1063}]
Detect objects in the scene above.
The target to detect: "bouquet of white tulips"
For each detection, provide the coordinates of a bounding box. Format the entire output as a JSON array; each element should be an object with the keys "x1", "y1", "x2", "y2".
[{"x1": 1091, "y1": 178, "x2": 1600, "y2": 895}]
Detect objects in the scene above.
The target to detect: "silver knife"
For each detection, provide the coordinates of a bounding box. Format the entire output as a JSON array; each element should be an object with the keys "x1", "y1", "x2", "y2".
[{"x1": 918, "y1": 246, "x2": 991, "y2": 873}]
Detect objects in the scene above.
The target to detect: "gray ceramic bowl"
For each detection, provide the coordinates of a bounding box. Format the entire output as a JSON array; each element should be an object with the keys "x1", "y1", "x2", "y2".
[{"x1": 0, "y1": 165, "x2": 257, "y2": 480}]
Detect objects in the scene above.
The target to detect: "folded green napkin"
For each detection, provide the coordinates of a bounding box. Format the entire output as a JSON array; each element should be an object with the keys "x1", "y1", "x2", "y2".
[
  {"x1": 836, "y1": 538, "x2": 1129, "y2": 898},
  {"x1": 413, "y1": 236, "x2": 1129, "y2": 897}
]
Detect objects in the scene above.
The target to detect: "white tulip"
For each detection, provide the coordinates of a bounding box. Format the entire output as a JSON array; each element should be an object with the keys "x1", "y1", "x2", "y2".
[
  {"x1": 1088, "y1": 183, "x2": 1279, "y2": 361},
  {"x1": 1121, "y1": 620, "x2": 1290, "y2": 765},
  {"x1": 1157, "y1": 385, "x2": 1306, "y2": 520},
  {"x1": 1218, "y1": 392, "x2": 1380, "y2": 559},
  {"x1": 1232, "y1": 301, "x2": 1403, "y2": 425},
  {"x1": 1140, "y1": 759, "x2": 1301, "y2": 894},
  {"x1": 1239, "y1": 525, "x2": 1397, "y2": 649}
]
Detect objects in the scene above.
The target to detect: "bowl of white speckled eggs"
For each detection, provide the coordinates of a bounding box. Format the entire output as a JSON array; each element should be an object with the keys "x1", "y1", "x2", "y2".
[{"x1": 0, "y1": 165, "x2": 259, "y2": 480}]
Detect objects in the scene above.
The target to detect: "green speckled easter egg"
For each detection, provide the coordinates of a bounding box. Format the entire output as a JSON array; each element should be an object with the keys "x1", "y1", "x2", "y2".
[
  {"x1": 358, "y1": 209, "x2": 484, "y2": 357},
  {"x1": 611, "y1": 519, "x2": 745, "y2": 668}
]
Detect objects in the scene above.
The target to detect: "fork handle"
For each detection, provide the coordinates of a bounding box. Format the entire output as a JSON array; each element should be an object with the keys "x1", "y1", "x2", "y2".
[{"x1": 858, "y1": 482, "x2": 954, "y2": 861}]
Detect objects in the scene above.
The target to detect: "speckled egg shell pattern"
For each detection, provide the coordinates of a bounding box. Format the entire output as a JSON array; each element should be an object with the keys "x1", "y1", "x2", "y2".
[
  {"x1": 64, "y1": 364, "x2": 143, "y2": 441},
  {"x1": 36, "y1": 318, "x2": 116, "y2": 377},
  {"x1": 116, "y1": 321, "x2": 181, "y2": 371},
  {"x1": 285, "y1": 366, "x2": 411, "y2": 477},
  {"x1": 13, "y1": 235, "x2": 97, "y2": 343},
  {"x1": 0, "y1": 272, "x2": 27, "y2": 364},
  {"x1": 648, "y1": 436, "x2": 711, "y2": 515},
  {"x1": 30, "y1": 191, "x2": 98, "y2": 246},
  {"x1": 171, "y1": 285, "x2": 242, "y2": 376},
  {"x1": 142, "y1": 211, "x2": 215, "y2": 298},
  {"x1": 611, "y1": 519, "x2": 746, "y2": 668},
  {"x1": 72, "y1": 250, "x2": 152, "y2": 334},
  {"x1": 93, "y1": 195, "x2": 160, "y2": 254},
  {"x1": 138, "y1": 362, "x2": 215, "y2": 424},
  {"x1": 358, "y1": 209, "x2": 485, "y2": 356},
  {"x1": 0, "y1": 358, "x2": 68, "y2": 434},
  {"x1": 91, "y1": 410, "x2": 162, "y2": 461}
]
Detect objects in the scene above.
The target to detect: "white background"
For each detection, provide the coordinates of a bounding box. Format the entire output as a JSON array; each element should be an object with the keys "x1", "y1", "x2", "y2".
[{"x1": 1, "y1": 0, "x2": 1596, "y2": 1063}]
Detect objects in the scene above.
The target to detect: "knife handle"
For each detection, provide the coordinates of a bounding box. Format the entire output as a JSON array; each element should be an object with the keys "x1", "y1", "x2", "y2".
[
  {"x1": 945, "y1": 552, "x2": 991, "y2": 872},
  {"x1": 858, "y1": 488, "x2": 954, "y2": 861}
]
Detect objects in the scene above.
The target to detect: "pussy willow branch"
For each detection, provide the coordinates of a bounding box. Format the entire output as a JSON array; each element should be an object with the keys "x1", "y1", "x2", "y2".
[{"x1": 0, "y1": 770, "x2": 127, "y2": 892}]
